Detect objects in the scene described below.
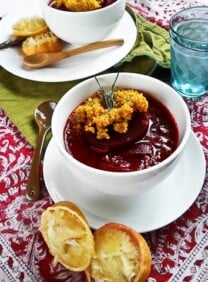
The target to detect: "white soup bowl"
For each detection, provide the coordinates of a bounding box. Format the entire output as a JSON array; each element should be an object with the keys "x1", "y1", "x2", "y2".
[
  {"x1": 51, "y1": 73, "x2": 191, "y2": 195},
  {"x1": 41, "y1": 0, "x2": 126, "y2": 44}
]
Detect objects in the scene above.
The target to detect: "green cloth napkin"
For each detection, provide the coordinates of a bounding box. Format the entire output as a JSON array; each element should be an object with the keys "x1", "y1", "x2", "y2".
[
  {"x1": 0, "y1": 7, "x2": 170, "y2": 147},
  {"x1": 115, "y1": 6, "x2": 170, "y2": 74}
]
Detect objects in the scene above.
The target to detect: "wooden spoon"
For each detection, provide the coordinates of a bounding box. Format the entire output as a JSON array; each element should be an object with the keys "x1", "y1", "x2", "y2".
[
  {"x1": 23, "y1": 39, "x2": 124, "y2": 68},
  {"x1": 26, "y1": 101, "x2": 56, "y2": 201}
]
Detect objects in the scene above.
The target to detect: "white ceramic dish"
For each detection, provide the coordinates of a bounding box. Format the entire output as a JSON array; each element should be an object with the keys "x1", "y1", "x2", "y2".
[
  {"x1": 0, "y1": 0, "x2": 40, "y2": 68},
  {"x1": 41, "y1": 0, "x2": 125, "y2": 44},
  {"x1": 0, "y1": 0, "x2": 43, "y2": 22},
  {"x1": 43, "y1": 131, "x2": 206, "y2": 233},
  {"x1": 0, "y1": 9, "x2": 137, "y2": 82},
  {"x1": 52, "y1": 72, "x2": 191, "y2": 195},
  {"x1": 0, "y1": 0, "x2": 38, "y2": 18},
  {"x1": 0, "y1": 0, "x2": 14, "y2": 19}
]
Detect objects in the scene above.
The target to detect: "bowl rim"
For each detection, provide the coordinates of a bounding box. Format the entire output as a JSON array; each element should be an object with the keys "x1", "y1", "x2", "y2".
[
  {"x1": 52, "y1": 72, "x2": 191, "y2": 177},
  {"x1": 43, "y1": 0, "x2": 124, "y2": 15}
]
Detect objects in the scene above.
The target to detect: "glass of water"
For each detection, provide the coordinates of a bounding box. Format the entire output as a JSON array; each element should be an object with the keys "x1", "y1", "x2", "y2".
[{"x1": 170, "y1": 6, "x2": 208, "y2": 98}]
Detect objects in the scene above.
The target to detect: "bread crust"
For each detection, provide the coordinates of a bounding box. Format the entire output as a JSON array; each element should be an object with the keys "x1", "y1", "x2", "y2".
[
  {"x1": 22, "y1": 32, "x2": 63, "y2": 56},
  {"x1": 40, "y1": 202, "x2": 151, "y2": 281},
  {"x1": 39, "y1": 201, "x2": 94, "y2": 272},
  {"x1": 90, "y1": 222, "x2": 152, "y2": 282}
]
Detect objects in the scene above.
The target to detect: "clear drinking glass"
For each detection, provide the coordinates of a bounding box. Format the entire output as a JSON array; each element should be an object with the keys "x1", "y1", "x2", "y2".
[{"x1": 170, "y1": 6, "x2": 208, "y2": 98}]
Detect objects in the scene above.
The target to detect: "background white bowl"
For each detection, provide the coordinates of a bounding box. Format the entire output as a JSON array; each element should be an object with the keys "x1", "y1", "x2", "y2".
[
  {"x1": 41, "y1": 0, "x2": 126, "y2": 44},
  {"x1": 52, "y1": 73, "x2": 191, "y2": 195}
]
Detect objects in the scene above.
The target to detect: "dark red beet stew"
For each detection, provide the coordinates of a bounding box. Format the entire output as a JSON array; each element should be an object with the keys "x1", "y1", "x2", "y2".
[{"x1": 64, "y1": 92, "x2": 179, "y2": 172}]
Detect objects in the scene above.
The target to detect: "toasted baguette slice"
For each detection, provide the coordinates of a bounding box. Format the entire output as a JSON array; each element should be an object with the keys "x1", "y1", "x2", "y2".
[
  {"x1": 90, "y1": 223, "x2": 152, "y2": 282},
  {"x1": 12, "y1": 16, "x2": 48, "y2": 37},
  {"x1": 22, "y1": 31, "x2": 63, "y2": 56},
  {"x1": 39, "y1": 201, "x2": 94, "y2": 272}
]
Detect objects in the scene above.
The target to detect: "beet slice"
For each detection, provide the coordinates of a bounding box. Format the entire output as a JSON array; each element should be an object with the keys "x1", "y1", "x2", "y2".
[
  {"x1": 103, "y1": 0, "x2": 117, "y2": 6},
  {"x1": 85, "y1": 112, "x2": 149, "y2": 153}
]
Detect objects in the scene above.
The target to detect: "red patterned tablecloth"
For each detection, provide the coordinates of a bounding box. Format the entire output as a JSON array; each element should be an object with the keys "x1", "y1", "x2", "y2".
[
  {"x1": 1, "y1": 1, "x2": 208, "y2": 281},
  {"x1": 127, "y1": 0, "x2": 208, "y2": 29},
  {"x1": 0, "y1": 93, "x2": 208, "y2": 282}
]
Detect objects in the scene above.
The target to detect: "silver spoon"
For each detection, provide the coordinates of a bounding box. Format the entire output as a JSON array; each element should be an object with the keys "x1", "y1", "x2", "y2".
[
  {"x1": 0, "y1": 35, "x2": 25, "y2": 49},
  {"x1": 26, "y1": 101, "x2": 56, "y2": 201}
]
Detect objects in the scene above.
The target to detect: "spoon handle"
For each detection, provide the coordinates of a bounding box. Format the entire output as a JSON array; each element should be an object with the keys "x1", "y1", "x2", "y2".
[
  {"x1": 0, "y1": 39, "x2": 12, "y2": 49},
  {"x1": 0, "y1": 36, "x2": 25, "y2": 49},
  {"x1": 23, "y1": 38, "x2": 124, "y2": 68},
  {"x1": 26, "y1": 126, "x2": 50, "y2": 201},
  {"x1": 61, "y1": 38, "x2": 124, "y2": 59}
]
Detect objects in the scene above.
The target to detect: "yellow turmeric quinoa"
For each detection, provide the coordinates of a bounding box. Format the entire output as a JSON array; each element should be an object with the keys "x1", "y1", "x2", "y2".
[
  {"x1": 53, "y1": 0, "x2": 103, "y2": 11},
  {"x1": 71, "y1": 89, "x2": 149, "y2": 140}
]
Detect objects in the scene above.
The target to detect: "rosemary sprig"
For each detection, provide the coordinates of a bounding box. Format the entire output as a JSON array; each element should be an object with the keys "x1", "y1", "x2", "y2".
[{"x1": 95, "y1": 73, "x2": 120, "y2": 110}]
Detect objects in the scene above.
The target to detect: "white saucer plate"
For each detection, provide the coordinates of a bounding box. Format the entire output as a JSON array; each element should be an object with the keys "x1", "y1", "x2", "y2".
[
  {"x1": 0, "y1": 0, "x2": 43, "y2": 27},
  {"x1": 43, "y1": 131, "x2": 206, "y2": 233},
  {"x1": 0, "y1": 0, "x2": 14, "y2": 19},
  {"x1": 0, "y1": 7, "x2": 137, "y2": 82}
]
